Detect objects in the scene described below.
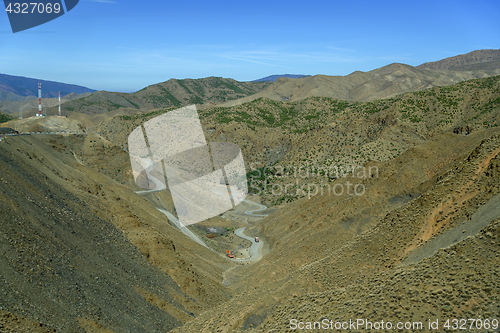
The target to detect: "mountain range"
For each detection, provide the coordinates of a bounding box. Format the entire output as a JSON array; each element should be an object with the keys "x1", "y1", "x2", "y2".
[
  {"x1": 417, "y1": 49, "x2": 500, "y2": 70},
  {"x1": 221, "y1": 49, "x2": 500, "y2": 107},
  {"x1": 253, "y1": 74, "x2": 310, "y2": 82},
  {"x1": 1, "y1": 49, "x2": 499, "y2": 117}
]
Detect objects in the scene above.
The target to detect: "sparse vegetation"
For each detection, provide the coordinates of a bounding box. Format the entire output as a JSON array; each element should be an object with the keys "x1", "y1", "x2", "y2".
[{"x1": 0, "y1": 111, "x2": 13, "y2": 123}]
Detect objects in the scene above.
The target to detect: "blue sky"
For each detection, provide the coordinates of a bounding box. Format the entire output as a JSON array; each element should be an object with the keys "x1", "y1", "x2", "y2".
[{"x1": 1, "y1": 0, "x2": 499, "y2": 92}]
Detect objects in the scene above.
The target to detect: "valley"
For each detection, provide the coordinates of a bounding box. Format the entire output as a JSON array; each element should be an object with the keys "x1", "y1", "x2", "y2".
[{"x1": 0, "y1": 50, "x2": 499, "y2": 332}]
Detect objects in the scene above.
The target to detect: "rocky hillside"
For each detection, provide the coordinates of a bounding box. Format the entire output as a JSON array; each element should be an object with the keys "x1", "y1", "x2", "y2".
[{"x1": 0, "y1": 135, "x2": 235, "y2": 332}]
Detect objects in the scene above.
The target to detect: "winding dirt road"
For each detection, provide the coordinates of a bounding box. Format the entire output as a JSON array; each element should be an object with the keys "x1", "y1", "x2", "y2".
[
  {"x1": 232, "y1": 227, "x2": 264, "y2": 262},
  {"x1": 136, "y1": 186, "x2": 268, "y2": 261},
  {"x1": 243, "y1": 199, "x2": 268, "y2": 217}
]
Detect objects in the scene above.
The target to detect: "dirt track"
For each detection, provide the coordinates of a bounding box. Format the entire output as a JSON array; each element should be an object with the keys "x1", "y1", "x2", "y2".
[{"x1": 232, "y1": 227, "x2": 264, "y2": 262}]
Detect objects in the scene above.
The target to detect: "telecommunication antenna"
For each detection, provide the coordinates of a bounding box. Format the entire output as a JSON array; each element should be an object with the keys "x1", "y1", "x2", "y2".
[
  {"x1": 58, "y1": 91, "x2": 61, "y2": 116},
  {"x1": 38, "y1": 82, "x2": 42, "y2": 116}
]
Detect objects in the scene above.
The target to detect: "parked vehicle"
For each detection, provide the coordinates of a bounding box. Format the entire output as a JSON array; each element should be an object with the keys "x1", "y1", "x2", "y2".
[{"x1": 255, "y1": 237, "x2": 259, "y2": 242}]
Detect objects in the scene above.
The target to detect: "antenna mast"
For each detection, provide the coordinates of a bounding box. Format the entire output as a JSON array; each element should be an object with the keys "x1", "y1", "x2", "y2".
[{"x1": 38, "y1": 82, "x2": 42, "y2": 116}]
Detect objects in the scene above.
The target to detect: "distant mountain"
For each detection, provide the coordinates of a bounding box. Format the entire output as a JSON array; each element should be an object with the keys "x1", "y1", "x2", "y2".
[
  {"x1": 52, "y1": 77, "x2": 272, "y2": 115},
  {"x1": 0, "y1": 90, "x2": 36, "y2": 102},
  {"x1": 5, "y1": 49, "x2": 499, "y2": 116},
  {"x1": 132, "y1": 77, "x2": 272, "y2": 108},
  {"x1": 418, "y1": 49, "x2": 500, "y2": 71},
  {"x1": 220, "y1": 51, "x2": 500, "y2": 107},
  {"x1": 0, "y1": 73, "x2": 96, "y2": 98},
  {"x1": 253, "y1": 74, "x2": 310, "y2": 82}
]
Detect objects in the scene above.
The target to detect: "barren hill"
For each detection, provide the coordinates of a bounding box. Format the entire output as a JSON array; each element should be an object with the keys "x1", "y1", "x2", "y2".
[
  {"x1": 418, "y1": 48, "x2": 500, "y2": 70},
  {"x1": 90, "y1": 76, "x2": 500, "y2": 331}
]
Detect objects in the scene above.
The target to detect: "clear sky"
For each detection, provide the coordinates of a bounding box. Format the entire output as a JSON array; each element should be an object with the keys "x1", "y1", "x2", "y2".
[{"x1": 1, "y1": 0, "x2": 499, "y2": 93}]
